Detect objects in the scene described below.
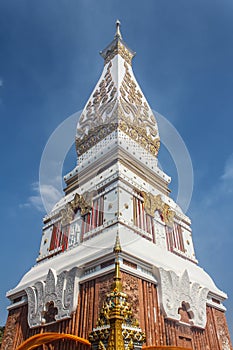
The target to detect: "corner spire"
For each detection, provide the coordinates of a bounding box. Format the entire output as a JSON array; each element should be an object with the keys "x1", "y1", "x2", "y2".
[
  {"x1": 113, "y1": 231, "x2": 122, "y2": 255},
  {"x1": 112, "y1": 232, "x2": 122, "y2": 292},
  {"x1": 89, "y1": 231, "x2": 146, "y2": 350}
]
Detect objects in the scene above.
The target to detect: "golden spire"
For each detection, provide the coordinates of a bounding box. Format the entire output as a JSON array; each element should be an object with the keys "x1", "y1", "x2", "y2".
[
  {"x1": 89, "y1": 231, "x2": 146, "y2": 350},
  {"x1": 106, "y1": 233, "x2": 125, "y2": 350},
  {"x1": 113, "y1": 230, "x2": 122, "y2": 254},
  {"x1": 112, "y1": 232, "x2": 122, "y2": 292}
]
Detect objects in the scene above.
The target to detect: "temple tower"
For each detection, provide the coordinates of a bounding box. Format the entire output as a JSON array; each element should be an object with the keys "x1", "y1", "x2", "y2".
[{"x1": 2, "y1": 21, "x2": 232, "y2": 350}]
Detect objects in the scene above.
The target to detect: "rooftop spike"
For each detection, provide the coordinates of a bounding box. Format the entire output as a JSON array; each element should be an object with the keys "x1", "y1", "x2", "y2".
[
  {"x1": 99, "y1": 21, "x2": 136, "y2": 66},
  {"x1": 112, "y1": 232, "x2": 122, "y2": 292},
  {"x1": 113, "y1": 231, "x2": 122, "y2": 255},
  {"x1": 114, "y1": 19, "x2": 122, "y2": 39}
]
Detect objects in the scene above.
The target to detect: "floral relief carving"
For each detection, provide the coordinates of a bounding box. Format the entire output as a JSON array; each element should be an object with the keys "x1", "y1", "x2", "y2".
[
  {"x1": 158, "y1": 268, "x2": 209, "y2": 328},
  {"x1": 25, "y1": 267, "x2": 79, "y2": 328},
  {"x1": 71, "y1": 190, "x2": 97, "y2": 216},
  {"x1": 76, "y1": 55, "x2": 160, "y2": 158},
  {"x1": 102, "y1": 40, "x2": 135, "y2": 66},
  {"x1": 76, "y1": 62, "x2": 118, "y2": 155},
  {"x1": 215, "y1": 309, "x2": 232, "y2": 350},
  {"x1": 141, "y1": 192, "x2": 175, "y2": 227},
  {"x1": 90, "y1": 271, "x2": 145, "y2": 350},
  {"x1": 57, "y1": 190, "x2": 96, "y2": 229},
  {"x1": 1, "y1": 311, "x2": 20, "y2": 350},
  {"x1": 122, "y1": 274, "x2": 140, "y2": 320}
]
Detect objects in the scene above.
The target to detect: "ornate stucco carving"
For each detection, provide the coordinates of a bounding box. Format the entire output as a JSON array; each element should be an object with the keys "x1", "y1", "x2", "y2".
[
  {"x1": 76, "y1": 50, "x2": 160, "y2": 158},
  {"x1": 26, "y1": 267, "x2": 79, "y2": 328},
  {"x1": 213, "y1": 308, "x2": 232, "y2": 350},
  {"x1": 58, "y1": 190, "x2": 96, "y2": 227},
  {"x1": 26, "y1": 282, "x2": 45, "y2": 327},
  {"x1": 141, "y1": 192, "x2": 175, "y2": 227},
  {"x1": 71, "y1": 190, "x2": 97, "y2": 216},
  {"x1": 76, "y1": 62, "x2": 117, "y2": 155},
  {"x1": 89, "y1": 265, "x2": 145, "y2": 350},
  {"x1": 154, "y1": 223, "x2": 167, "y2": 249},
  {"x1": 102, "y1": 40, "x2": 135, "y2": 66},
  {"x1": 60, "y1": 203, "x2": 74, "y2": 226},
  {"x1": 158, "y1": 268, "x2": 209, "y2": 328}
]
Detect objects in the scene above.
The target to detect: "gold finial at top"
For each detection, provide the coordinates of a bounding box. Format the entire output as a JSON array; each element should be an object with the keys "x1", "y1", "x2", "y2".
[
  {"x1": 113, "y1": 231, "x2": 122, "y2": 255},
  {"x1": 114, "y1": 19, "x2": 122, "y2": 40}
]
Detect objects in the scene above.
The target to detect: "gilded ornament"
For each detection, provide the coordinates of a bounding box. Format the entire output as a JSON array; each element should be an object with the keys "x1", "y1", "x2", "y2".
[
  {"x1": 89, "y1": 239, "x2": 146, "y2": 349},
  {"x1": 57, "y1": 191, "x2": 97, "y2": 226},
  {"x1": 60, "y1": 203, "x2": 74, "y2": 226},
  {"x1": 76, "y1": 47, "x2": 160, "y2": 158},
  {"x1": 141, "y1": 191, "x2": 175, "y2": 227},
  {"x1": 119, "y1": 120, "x2": 128, "y2": 132},
  {"x1": 130, "y1": 128, "x2": 138, "y2": 141},
  {"x1": 70, "y1": 191, "x2": 96, "y2": 216},
  {"x1": 103, "y1": 41, "x2": 134, "y2": 66},
  {"x1": 162, "y1": 203, "x2": 175, "y2": 228},
  {"x1": 98, "y1": 341, "x2": 106, "y2": 350}
]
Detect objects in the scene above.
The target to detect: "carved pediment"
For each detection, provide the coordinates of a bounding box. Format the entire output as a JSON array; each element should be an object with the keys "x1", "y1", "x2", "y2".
[
  {"x1": 26, "y1": 267, "x2": 80, "y2": 328},
  {"x1": 158, "y1": 268, "x2": 209, "y2": 328}
]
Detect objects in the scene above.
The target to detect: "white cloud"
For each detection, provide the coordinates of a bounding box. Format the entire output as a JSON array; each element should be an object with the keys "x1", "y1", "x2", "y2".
[
  {"x1": 221, "y1": 154, "x2": 233, "y2": 181},
  {"x1": 199, "y1": 154, "x2": 233, "y2": 209},
  {"x1": 218, "y1": 154, "x2": 233, "y2": 196},
  {"x1": 20, "y1": 181, "x2": 62, "y2": 213},
  {"x1": 190, "y1": 156, "x2": 233, "y2": 316}
]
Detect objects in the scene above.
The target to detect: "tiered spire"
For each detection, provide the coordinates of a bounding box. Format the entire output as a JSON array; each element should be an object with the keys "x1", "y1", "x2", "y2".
[
  {"x1": 76, "y1": 21, "x2": 160, "y2": 159},
  {"x1": 111, "y1": 232, "x2": 122, "y2": 292},
  {"x1": 89, "y1": 234, "x2": 146, "y2": 350}
]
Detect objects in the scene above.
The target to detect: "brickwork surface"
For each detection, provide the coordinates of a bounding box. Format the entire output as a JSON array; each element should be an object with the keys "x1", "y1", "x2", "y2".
[{"x1": 2, "y1": 272, "x2": 232, "y2": 350}]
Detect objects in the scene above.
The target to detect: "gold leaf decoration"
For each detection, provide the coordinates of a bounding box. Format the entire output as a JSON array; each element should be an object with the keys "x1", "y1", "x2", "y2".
[
  {"x1": 59, "y1": 190, "x2": 96, "y2": 226},
  {"x1": 103, "y1": 41, "x2": 134, "y2": 66},
  {"x1": 141, "y1": 192, "x2": 175, "y2": 227},
  {"x1": 76, "y1": 57, "x2": 160, "y2": 158}
]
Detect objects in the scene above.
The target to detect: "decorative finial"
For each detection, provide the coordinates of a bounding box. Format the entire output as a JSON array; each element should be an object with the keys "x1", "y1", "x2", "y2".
[
  {"x1": 112, "y1": 232, "x2": 122, "y2": 291},
  {"x1": 89, "y1": 229, "x2": 146, "y2": 349},
  {"x1": 113, "y1": 231, "x2": 122, "y2": 255},
  {"x1": 115, "y1": 19, "x2": 122, "y2": 39}
]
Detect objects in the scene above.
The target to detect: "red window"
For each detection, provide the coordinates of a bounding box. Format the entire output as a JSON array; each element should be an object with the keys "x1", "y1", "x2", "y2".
[
  {"x1": 166, "y1": 223, "x2": 184, "y2": 252},
  {"x1": 49, "y1": 223, "x2": 62, "y2": 251},
  {"x1": 49, "y1": 222, "x2": 70, "y2": 252},
  {"x1": 81, "y1": 196, "x2": 104, "y2": 236},
  {"x1": 133, "y1": 194, "x2": 155, "y2": 241}
]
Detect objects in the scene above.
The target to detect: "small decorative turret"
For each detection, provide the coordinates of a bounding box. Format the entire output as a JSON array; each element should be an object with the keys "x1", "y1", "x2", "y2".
[
  {"x1": 111, "y1": 231, "x2": 122, "y2": 292},
  {"x1": 89, "y1": 233, "x2": 146, "y2": 350},
  {"x1": 107, "y1": 232, "x2": 125, "y2": 350}
]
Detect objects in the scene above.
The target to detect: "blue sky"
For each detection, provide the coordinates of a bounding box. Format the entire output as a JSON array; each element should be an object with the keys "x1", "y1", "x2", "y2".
[{"x1": 1, "y1": 0, "x2": 233, "y2": 338}]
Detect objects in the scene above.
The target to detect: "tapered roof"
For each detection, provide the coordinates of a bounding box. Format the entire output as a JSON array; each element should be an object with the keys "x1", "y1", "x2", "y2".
[{"x1": 76, "y1": 21, "x2": 160, "y2": 157}]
